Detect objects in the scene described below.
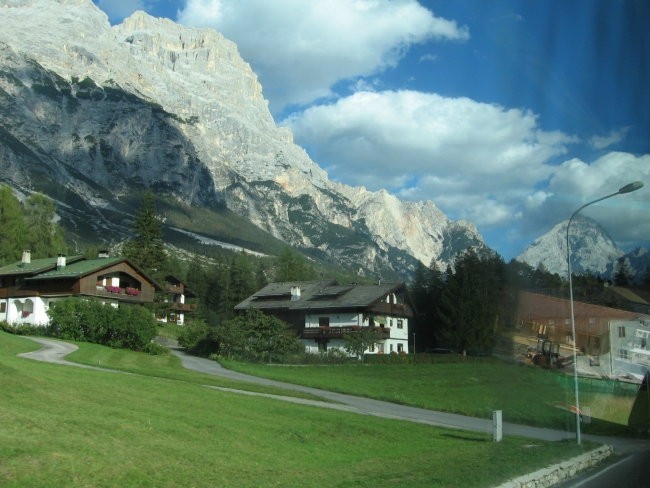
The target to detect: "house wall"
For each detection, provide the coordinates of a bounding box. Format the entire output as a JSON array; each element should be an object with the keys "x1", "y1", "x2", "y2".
[
  {"x1": 608, "y1": 319, "x2": 650, "y2": 381},
  {"x1": 302, "y1": 311, "x2": 409, "y2": 355},
  {"x1": 81, "y1": 263, "x2": 156, "y2": 302},
  {"x1": 515, "y1": 291, "x2": 638, "y2": 356},
  {"x1": 3, "y1": 297, "x2": 49, "y2": 326},
  {"x1": 1, "y1": 295, "x2": 122, "y2": 327}
]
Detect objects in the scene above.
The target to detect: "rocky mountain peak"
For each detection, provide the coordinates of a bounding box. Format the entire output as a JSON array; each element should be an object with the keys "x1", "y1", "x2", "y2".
[
  {"x1": 517, "y1": 215, "x2": 623, "y2": 276},
  {"x1": 0, "y1": 0, "x2": 487, "y2": 278}
]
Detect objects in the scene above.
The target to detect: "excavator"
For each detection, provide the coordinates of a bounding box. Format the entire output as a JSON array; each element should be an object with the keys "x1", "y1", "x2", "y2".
[{"x1": 526, "y1": 338, "x2": 573, "y2": 369}]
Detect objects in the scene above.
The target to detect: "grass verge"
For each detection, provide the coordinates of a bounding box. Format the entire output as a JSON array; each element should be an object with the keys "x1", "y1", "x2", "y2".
[
  {"x1": 1, "y1": 331, "x2": 593, "y2": 487},
  {"x1": 222, "y1": 358, "x2": 645, "y2": 437}
]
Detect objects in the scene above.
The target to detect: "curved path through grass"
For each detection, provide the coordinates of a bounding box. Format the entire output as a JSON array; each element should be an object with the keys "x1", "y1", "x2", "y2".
[{"x1": 20, "y1": 336, "x2": 650, "y2": 458}]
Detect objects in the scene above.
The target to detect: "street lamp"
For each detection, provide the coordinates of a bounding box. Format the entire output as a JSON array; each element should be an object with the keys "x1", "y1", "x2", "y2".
[{"x1": 566, "y1": 181, "x2": 643, "y2": 444}]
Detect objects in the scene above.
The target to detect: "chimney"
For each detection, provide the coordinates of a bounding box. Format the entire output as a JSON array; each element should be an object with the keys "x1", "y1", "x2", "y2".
[
  {"x1": 98, "y1": 250, "x2": 109, "y2": 258},
  {"x1": 56, "y1": 254, "x2": 66, "y2": 269},
  {"x1": 21, "y1": 250, "x2": 31, "y2": 264},
  {"x1": 290, "y1": 285, "x2": 301, "y2": 301}
]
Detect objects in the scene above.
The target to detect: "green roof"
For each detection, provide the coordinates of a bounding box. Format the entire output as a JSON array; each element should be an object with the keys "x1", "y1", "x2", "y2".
[
  {"x1": 26, "y1": 256, "x2": 125, "y2": 280},
  {"x1": 0, "y1": 255, "x2": 85, "y2": 277}
]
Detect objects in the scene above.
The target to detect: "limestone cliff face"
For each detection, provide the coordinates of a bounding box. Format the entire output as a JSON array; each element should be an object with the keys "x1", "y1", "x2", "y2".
[{"x1": 0, "y1": 0, "x2": 486, "y2": 276}]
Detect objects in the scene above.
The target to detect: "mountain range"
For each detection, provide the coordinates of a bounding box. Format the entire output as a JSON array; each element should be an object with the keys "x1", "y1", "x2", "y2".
[
  {"x1": 0, "y1": 0, "x2": 486, "y2": 280},
  {"x1": 517, "y1": 215, "x2": 649, "y2": 282},
  {"x1": 1, "y1": 0, "x2": 643, "y2": 283}
]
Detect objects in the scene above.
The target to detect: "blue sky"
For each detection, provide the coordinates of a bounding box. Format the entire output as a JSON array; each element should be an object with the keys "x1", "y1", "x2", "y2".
[{"x1": 93, "y1": 0, "x2": 649, "y2": 261}]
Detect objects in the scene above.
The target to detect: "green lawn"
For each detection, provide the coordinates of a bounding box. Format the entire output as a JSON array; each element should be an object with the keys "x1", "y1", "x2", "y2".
[
  {"x1": 1, "y1": 332, "x2": 591, "y2": 487},
  {"x1": 223, "y1": 358, "x2": 646, "y2": 436}
]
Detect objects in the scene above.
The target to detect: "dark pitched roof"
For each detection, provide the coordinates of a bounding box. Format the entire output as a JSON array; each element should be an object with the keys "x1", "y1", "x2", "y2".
[{"x1": 235, "y1": 280, "x2": 408, "y2": 312}]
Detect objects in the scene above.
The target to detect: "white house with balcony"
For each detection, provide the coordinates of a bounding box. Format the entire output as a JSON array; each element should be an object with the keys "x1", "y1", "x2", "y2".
[
  {"x1": 235, "y1": 280, "x2": 412, "y2": 356},
  {"x1": 0, "y1": 251, "x2": 159, "y2": 327}
]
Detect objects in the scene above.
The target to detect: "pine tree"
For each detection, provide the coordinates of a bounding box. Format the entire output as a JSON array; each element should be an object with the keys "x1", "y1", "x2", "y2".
[
  {"x1": 613, "y1": 257, "x2": 633, "y2": 286},
  {"x1": 275, "y1": 247, "x2": 313, "y2": 281},
  {"x1": 437, "y1": 249, "x2": 505, "y2": 355},
  {"x1": 122, "y1": 191, "x2": 167, "y2": 277}
]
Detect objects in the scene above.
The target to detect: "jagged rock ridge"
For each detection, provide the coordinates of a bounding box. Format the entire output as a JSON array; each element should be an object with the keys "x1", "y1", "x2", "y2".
[
  {"x1": 517, "y1": 215, "x2": 649, "y2": 281},
  {"x1": 0, "y1": 0, "x2": 486, "y2": 277}
]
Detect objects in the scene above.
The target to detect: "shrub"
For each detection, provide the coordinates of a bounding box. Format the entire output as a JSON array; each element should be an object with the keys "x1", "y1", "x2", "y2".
[
  {"x1": 177, "y1": 319, "x2": 218, "y2": 356},
  {"x1": 141, "y1": 341, "x2": 169, "y2": 355},
  {"x1": 0, "y1": 321, "x2": 51, "y2": 337},
  {"x1": 47, "y1": 297, "x2": 158, "y2": 352}
]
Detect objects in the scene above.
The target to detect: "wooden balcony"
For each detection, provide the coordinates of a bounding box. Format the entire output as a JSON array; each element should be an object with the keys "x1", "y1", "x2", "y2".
[
  {"x1": 169, "y1": 302, "x2": 197, "y2": 312},
  {"x1": 302, "y1": 326, "x2": 390, "y2": 340},
  {"x1": 93, "y1": 285, "x2": 150, "y2": 302},
  {"x1": 369, "y1": 302, "x2": 412, "y2": 316},
  {"x1": 166, "y1": 284, "x2": 183, "y2": 294}
]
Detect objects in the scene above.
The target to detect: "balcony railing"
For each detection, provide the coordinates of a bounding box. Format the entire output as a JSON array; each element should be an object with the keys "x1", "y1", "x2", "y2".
[
  {"x1": 302, "y1": 326, "x2": 390, "y2": 340},
  {"x1": 369, "y1": 302, "x2": 411, "y2": 316},
  {"x1": 95, "y1": 285, "x2": 143, "y2": 298}
]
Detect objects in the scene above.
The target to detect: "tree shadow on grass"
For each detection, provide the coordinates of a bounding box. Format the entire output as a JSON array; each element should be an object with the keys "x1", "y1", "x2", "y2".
[{"x1": 441, "y1": 432, "x2": 490, "y2": 442}]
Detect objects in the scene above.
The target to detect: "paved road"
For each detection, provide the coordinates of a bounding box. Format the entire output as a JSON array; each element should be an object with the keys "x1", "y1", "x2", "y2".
[
  {"x1": 556, "y1": 448, "x2": 650, "y2": 487},
  {"x1": 170, "y1": 348, "x2": 650, "y2": 454},
  {"x1": 17, "y1": 337, "x2": 111, "y2": 371},
  {"x1": 19, "y1": 337, "x2": 650, "y2": 486}
]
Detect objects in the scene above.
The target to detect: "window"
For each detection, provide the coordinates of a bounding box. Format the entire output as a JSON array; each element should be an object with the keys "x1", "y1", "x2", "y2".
[
  {"x1": 397, "y1": 319, "x2": 403, "y2": 329},
  {"x1": 397, "y1": 343, "x2": 403, "y2": 352},
  {"x1": 0, "y1": 302, "x2": 5, "y2": 313},
  {"x1": 318, "y1": 317, "x2": 330, "y2": 327},
  {"x1": 619, "y1": 349, "x2": 629, "y2": 360},
  {"x1": 618, "y1": 326, "x2": 626, "y2": 338}
]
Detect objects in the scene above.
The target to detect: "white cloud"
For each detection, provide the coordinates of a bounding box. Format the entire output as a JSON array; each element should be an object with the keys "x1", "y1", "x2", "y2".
[
  {"x1": 532, "y1": 152, "x2": 650, "y2": 247},
  {"x1": 589, "y1": 127, "x2": 630, "y2": 150},
  {"x1": 282, "y1": 89, "x2": 576, "y2": 227},
  {"x1": 177, "y1": 0, "x2": 469, "y2": 112}
]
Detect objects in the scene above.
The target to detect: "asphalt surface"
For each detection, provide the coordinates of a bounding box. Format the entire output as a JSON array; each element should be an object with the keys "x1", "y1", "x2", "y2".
[{"x1": 18, "y1": 337, "x2": 650, "y2": 485}]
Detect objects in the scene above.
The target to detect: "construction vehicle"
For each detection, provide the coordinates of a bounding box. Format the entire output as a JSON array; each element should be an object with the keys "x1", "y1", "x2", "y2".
[{"x1": 526, "y1": 338, "x2": 573, "y2": 369}]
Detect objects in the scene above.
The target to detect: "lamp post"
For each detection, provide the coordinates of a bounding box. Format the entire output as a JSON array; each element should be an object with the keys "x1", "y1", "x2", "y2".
[{"x1": 566, "y1": 181, "x2": 643, "y2": 444}]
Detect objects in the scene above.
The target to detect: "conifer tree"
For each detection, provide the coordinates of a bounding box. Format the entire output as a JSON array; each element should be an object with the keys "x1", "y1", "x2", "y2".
[
  {"x1": 122, "y1": 190, "x2": 167, "y2": 277},
  {"x1": 275, "y1": 247, "x2": 313, "y2": 281},
  {"x1": 613, "y1": 257, "x2": 633, "y2": 286},
  {"x1": 437, "y1": 249, "x2": 505, "y2": 355}
]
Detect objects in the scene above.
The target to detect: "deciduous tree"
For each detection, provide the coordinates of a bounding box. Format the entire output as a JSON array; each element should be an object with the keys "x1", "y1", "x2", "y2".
[{"x1": 343, "y1": 326, "x2": 384, "y2": 360}]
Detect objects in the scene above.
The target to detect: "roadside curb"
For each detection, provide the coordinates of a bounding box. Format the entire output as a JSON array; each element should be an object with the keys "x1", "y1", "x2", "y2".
[{"x1": 495, "y1": 444, "x2": 613, "y2": 487}]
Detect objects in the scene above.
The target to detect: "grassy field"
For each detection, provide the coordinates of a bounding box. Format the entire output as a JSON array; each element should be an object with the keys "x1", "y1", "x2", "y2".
[
  {"x1": 223, "y1": 358, "x2": 647, "y2": 437},
  {"x1": 0, "y1": 331, "x2": 592, "y2": 488}
]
